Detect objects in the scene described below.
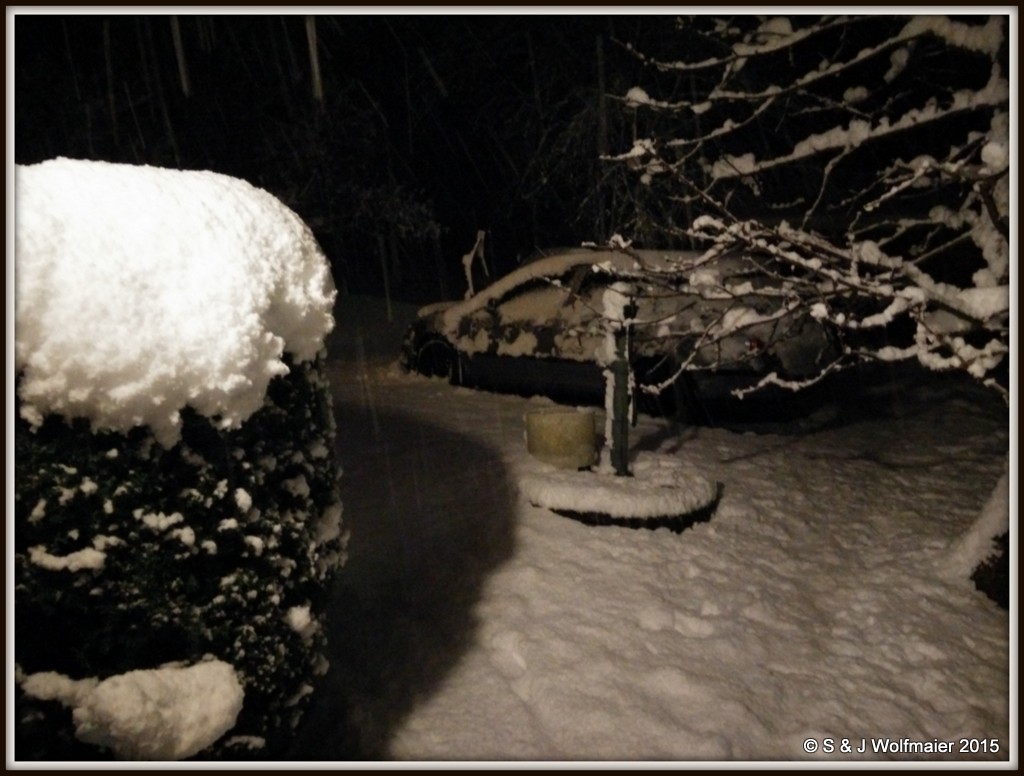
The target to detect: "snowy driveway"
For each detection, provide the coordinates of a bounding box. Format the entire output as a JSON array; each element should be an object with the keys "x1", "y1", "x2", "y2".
[{"x1": 289, "y1": 306, "x2": 1011, "y2": 764}]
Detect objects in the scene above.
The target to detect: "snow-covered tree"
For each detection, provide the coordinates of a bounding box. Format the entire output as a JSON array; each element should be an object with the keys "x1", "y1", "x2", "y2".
[
  {"x1": 606, "y1": 14, "x2": 1009, "y2": 398},
  {"x1": 603, "y1": 14, "x2": 1010, "y2": 595}
]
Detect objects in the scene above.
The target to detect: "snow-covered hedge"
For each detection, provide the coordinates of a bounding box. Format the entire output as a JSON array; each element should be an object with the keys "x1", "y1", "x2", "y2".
[{"x1": 13, "y1": 159, "x2": 346, "y2": 760}]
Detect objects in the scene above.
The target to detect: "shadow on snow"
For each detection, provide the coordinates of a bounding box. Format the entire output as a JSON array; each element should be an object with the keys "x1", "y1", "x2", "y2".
[{"x1": 284, "y1": 398, "x2": 518, "y2": 760}]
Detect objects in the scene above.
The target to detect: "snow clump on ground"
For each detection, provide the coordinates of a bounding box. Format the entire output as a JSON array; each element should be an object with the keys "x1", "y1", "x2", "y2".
[{"x1": 19, "y1": 660, "x2": 244, "y2": 760}]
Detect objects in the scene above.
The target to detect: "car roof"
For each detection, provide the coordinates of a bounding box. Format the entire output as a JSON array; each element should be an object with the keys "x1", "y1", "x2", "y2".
[{"x1": 448, "y1": 247, "x2": 705, "y2": 317}]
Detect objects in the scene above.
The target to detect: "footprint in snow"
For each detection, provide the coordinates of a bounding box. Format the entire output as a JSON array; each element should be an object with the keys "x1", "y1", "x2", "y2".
[
  {"x1": 487, "y1": 629, "x2": 528, "y2": 679},
  {"x1": 673, "y1": 611, "x2": 716, "y2": 638},
  {"x1": 638, "y1": 605, "x2": 716, "y2": 638},
  {"x1": 637, "y1": 604, "x2": 675, "y2": 632}
]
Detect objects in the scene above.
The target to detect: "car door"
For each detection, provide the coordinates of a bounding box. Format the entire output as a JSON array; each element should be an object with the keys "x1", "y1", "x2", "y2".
[{"x1": 465, "y1": 271, "x2": 605, "y2": 403}]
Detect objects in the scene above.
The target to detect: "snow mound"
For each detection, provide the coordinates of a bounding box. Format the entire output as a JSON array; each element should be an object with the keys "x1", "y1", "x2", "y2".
[
  {"x1": 21, "y1": 660, "x2": 244, "y2": 760},
  {"x1": 940, "y1": 462, "x2": 1009, "y2": 579},
  {"x1": 15, "y1": 157, "x2": 336, "y2": 447},
  {"x1": 519, "y1": 452, "x2": 718, "y2": 519}
]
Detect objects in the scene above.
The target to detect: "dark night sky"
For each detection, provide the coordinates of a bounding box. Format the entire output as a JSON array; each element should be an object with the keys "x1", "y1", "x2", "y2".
[{"x1": 14, "y1": 11, "x2": 675, "y2": 301}]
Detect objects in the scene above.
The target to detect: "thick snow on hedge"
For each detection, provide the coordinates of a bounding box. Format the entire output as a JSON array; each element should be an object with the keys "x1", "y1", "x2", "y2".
[
  {"x1": 15, "y1": 158, "x2": 336, "y2": 447},
  {"x1": 20, "y1": 660, "x2": 244, "y2": 760}
]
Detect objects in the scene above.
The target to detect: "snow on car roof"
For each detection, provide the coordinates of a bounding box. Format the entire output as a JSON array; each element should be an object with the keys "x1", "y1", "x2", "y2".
[{"x1": 439, "y1": 248, "x2": 706, "y2": 330}]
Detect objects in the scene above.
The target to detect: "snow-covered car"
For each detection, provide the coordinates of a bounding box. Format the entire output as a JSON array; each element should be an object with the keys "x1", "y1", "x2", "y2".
[{"x1": 400, "y1": 247, "x2": 838, "y2": 422}]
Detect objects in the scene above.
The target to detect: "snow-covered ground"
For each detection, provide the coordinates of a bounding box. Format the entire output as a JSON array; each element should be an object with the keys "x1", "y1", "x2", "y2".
[
  {"x1": 11, "y1": 158, "x2": 1010, "y2": 765},
  {"x1": 289, "y1": 295, "x2": 1014, "y2": 765}
]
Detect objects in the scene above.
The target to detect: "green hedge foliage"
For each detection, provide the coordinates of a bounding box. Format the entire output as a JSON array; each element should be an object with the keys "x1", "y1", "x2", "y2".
[{"x1": 14, "y1": 353, "x2": 346, "y2": 760}]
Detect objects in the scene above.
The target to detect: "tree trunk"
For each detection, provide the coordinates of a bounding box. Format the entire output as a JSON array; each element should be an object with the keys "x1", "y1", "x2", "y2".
[
  {"x1": 432, "y1": 234, "x2": 450, "y2": 300},
  {"x1": 377, "y1": 232, "x2": 393, "y2": 323},
  {"x1": 102, "y1": 19, "x2": 119, "y2": 146},
  {"x1": 596, "y1": 35, "x2": 609, "y2": 241},
  {"x1": 170, "y1": 16, "x2": 191, "y2": 97},
  {"x1": 596, "y1": 35, "x2": 609, "y2": 158},
  {"x1": 142, "y1": 18, "x2": 181, "y2": 166},
  {"x1": 305, "y1": 16, "x2": 323, "y2": 102}
]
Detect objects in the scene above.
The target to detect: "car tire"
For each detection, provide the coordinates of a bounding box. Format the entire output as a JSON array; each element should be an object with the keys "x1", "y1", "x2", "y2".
[
  {"x1": 636, "y1": 373, "x2": 708, "y2": 425},
  {"x1": 415, "y1": 338, "x2": 458, "y2": 382},
  {"x1": 667, "y1": 373, "x2": 716, "y2": 425},
  {"x1": 633, "y1": 358, "x2": 708, "y2": 424}
]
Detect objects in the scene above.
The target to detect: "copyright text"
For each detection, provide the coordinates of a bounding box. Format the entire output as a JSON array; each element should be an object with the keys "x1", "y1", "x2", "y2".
[{"x1": 802, "y1": 737, "x2": 1000, "y2": 755}]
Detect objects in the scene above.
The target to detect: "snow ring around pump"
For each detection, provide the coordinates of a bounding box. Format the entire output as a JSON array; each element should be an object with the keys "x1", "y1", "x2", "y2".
[{"x1": 519, "y1": 452, "x2": 719, "y2": 522}]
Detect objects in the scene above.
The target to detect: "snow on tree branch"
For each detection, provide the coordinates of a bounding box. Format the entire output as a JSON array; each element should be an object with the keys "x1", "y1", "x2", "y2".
[
  {"x1": 707, "y1": 65, "x2": 1007, "y2": 184},
  {"x1": 603, "y1": 14, "x2": 1010, "y2": 401},
  {"x1": 616, "y1": 16, "x2": 858, "y2": 76}
]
